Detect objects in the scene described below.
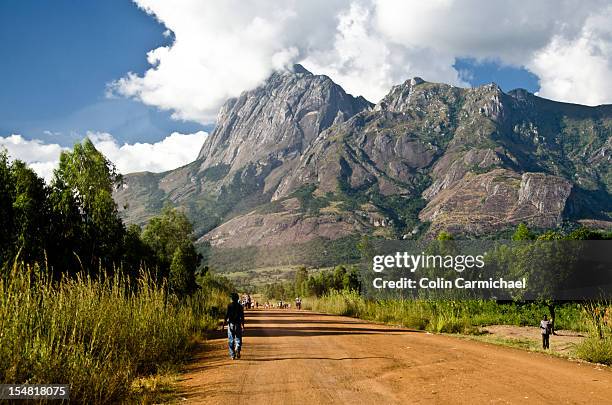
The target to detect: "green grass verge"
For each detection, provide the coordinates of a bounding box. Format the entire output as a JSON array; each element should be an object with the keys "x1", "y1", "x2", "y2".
[{"x1": 304, "y1": 290, "x2": 612, "y2": 365}]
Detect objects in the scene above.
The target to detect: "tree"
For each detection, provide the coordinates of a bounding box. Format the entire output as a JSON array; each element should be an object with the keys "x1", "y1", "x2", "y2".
[
  {"x1": 51, "y1": 139, "x2": 125, "y2": 271},
  {"x1": 169, "y1": 242, "x2": 199, "y2": 295},
  {"x1": 121, "y1": 224, "x2": 155, "y2": 279},
  {"x1": 294, "y1": 266, "x2": 308, "y2": 297},
  {"x1": 10, "y1": 161, "x2": 51, "y2": 264},
  {"x1": 436, "y1": 231, "x2": 453, "y2": 241},
  {"x1": 0, "y1": 151, "x2": 15, "y2": 268},
  {"x1": 342, "y1": 267, "x2": 360, "y2": 292},
  {"x1": 512, "y1": 223, "x2": 535, "y2": 241},
  {"x1": 0, "y1": 153, "x2": 53, "y2": 269},
  {"x1": 333, "y1": 265, "x2": 347, "y2": 290},
  {"x1": 141, "y1": 205, "x2": 201, "y2": 290}
]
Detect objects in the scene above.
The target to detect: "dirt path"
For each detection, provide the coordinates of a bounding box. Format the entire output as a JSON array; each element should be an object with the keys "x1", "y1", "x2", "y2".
[{"x1": 178, "y1": 310, "x2": 611, "y2": 404}]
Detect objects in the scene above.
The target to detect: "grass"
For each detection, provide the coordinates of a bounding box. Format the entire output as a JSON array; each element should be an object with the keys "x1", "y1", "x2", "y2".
[
  {"x1": 304, "y1": 290, "x2": 612, "y2": 364},
  {"x1": 0, "y1": 262, "x2": 230, "y2": 404},
  {"x1": 304, "y1": 291, "x2": 584, "y2": 334},
  {"x1": 573, "y1": 302, "x2": 612, "y2": 365},
  {"x1": 575, "y1": 337, "x2": 612, "y2": 365}
]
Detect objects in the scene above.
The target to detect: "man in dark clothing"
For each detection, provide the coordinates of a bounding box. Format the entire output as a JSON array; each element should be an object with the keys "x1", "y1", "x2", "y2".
[
  {"x1": 224, "y1": 292, "x2": 245, "y2": 360},
  {"x1": 540, "y1": 314, "x2": 551, "y2": 349}
]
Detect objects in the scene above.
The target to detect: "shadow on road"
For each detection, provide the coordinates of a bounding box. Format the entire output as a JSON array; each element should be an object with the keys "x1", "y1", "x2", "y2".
[
  {"x1": 243, "y1": 325, "x2": 410, "y2": 337},
  {"x1": 206, "y1": 310, "x2": 418, "y2": 338},
  {"x1": 245, "y1": 356, "x2": 392, "y2": 362}
]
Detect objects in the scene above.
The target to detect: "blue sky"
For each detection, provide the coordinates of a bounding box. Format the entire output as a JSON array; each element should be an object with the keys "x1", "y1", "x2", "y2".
[{"x1": 0, "y1": 0, "x2": 207, "y2": 147}]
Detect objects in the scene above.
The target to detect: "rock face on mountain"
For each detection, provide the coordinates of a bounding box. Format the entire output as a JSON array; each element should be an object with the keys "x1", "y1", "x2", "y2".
[
  {"x1": 115, "y1": 65, "x2": 612, "y2": 250},
  {"x1": 197, "y1": 65, "x2": 371, "y2": 175},
  {"x1": 420, "y1": 169, "x2": 573, "y2": 235}
]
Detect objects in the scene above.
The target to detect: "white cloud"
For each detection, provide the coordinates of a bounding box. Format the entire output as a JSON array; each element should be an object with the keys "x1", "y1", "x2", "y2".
[
  {"x1": 0, "y1": 131, "x2": 208, "y2": 182},
  {"x1": 527, "y1": 5, "x2": 612, "y2": 106},
  {"x1": 110, "y1": 0, "x2": 348, "y2": 123},
  {"x1": 88, "y1": 131, "x2": 208, "y2": 174},
  {"x1": 0, "y1": 135, "x2": 66, "y2": 182},
  {"x1": 301, "y1": 3, "x2": 465, "y2": 101},
  {"x1": 111, "y1": 0, "x2": 612, "y2": 122},
  {"x1": 373, "y1": 0, "x2": 596, "y2": 64}
]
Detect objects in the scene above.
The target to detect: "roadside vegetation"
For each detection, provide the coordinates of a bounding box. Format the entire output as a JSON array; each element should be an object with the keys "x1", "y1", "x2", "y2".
[
  {"x1": 303, "y1": 290, "x2": 612, "y2": 365},
  {"x1": 0, "y1": 265, "x2": 231, "y2": 403},
  {"x1": 290, "y1": 224, "x2": 612, "y2": 365},
  {"x1": 0, "y1": 144, "x2": 233, "y2": 403}
]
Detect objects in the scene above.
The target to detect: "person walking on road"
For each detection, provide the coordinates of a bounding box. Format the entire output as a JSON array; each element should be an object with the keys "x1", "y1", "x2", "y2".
[
  {"x1": 540, "y1": 314, "x2": 551, "y2": 349},
  {"x1": 224, "y1": 292, "x2": 245, "y2": 360}
]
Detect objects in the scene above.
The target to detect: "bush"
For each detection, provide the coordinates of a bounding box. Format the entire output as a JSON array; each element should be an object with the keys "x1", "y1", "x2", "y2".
[{"x1": 575, "y1": 338, "x2": 612, "y2": 365}]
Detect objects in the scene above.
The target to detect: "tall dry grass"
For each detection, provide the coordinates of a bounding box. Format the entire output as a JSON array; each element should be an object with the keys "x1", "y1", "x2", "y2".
[
  {"x1": 574, "y1": 302, "x2": 612, "y2": 365},
  {"x1": 0, "y1": 262, "x2": 227, "y2": 403}
]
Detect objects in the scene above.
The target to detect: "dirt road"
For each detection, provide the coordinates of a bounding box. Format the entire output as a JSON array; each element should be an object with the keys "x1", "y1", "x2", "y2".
[{"x1": 178, "y1": 310, "x2": 611, "y2": 404}]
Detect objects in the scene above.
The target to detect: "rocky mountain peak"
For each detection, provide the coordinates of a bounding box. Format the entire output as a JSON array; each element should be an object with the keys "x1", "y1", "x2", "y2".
[
  {"x1": 374, "y1": 77, "x2": 429, "y2": 112},
  {"x1": 196, "y1": 65, "x2": 372, "y2": 173},
  {"x1": 290, "y1": 63, "x2": 312, "y2": 75}
]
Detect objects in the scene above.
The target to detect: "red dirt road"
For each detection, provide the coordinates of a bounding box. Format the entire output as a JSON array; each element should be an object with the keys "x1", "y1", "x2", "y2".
[{"x1": 178, "y1": 310, "x2": 612, "y2": 404}]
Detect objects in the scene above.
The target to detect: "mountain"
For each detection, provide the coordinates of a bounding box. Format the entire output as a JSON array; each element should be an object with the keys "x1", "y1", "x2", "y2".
[
  {"x1": 114, "y1": 65, "x2": 373, "y2": 238},
  {"x1": 114, "y1": 65, "x2": 612, "y2": 261}
]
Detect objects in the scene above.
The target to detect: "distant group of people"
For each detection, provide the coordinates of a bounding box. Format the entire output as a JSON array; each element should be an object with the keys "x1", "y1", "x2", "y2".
[
  {"x1": 241, "y1": 294, "x2": 258, "y2": 309},
  {"x1": 223, "y1": 293, "x2": 304, "y2": 360}
]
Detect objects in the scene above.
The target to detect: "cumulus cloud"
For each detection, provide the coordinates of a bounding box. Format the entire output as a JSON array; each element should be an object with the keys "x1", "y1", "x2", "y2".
[
  {"x1": 111, "y1": 0, "x2": 612, "y2": 123},
  {"x1": 527, "y1": 5, "x2": 612, "y2": 105},
  {"x1": 0, "y1": 131, "x2": 208, "y2": 182},
  {"x1": 0, "y1": 135, "x2": 67, "y2": 182},
  {"x1": 87, "y1": 130, "x2": 208, "y2": 174},
  {"x1": 110, "y1": 0, "x2": 347, "y2": 123},
  {"x1": 301, "y1": 3, "x2": 465, "y2": 101}
]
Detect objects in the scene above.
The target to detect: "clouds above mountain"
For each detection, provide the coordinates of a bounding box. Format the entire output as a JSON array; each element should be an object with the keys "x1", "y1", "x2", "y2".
[
  {"x1": 0, "y1": 131, "x2": 207, "y2": 181},
  {"x1": 110, "y1": 0, "x2": 612, "y2": 124},
  {"x1": 88, "y1": 130, "x2": 207, "y2": 174}
]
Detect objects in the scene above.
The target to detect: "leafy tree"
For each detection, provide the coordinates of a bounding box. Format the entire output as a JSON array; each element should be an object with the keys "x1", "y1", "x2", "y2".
[
  {"x1": 342, "y1": 266, "x2": 360, "y2": 292},
  {"x1": 436, "y1": 231, "x2": 453, "y2": 241},
  {"x1": 294, "y1": 266, "x2": 308, "y2": 297},
  {"x1": 536, "y1": 230, "x2": 565, "y2": 240},
  {"x1": 169, "y1": 242, "x2": 199, "y2": 294},
  {"x1": 567, "y1": 227, "x2": 606, "y2": 240},
  {"x1": 141, "y1": 205, "x2": 201, "y2": 292},
  {"x1": 333, "y1": 265, "x2": 348, "y2": 290},
  {"x1": 51, "y1": 139, "x2": 124, "y2": 271},
  {"x1": 121, "y1": 224, "x2": 155, "y2": 279},
  {"x1": 0, "y1": 151, "x2": 15, "y2": 267},
  {"x1": 512, "y1": 223, "x2": 535, "y2": 241},
  {"x1": 10, "y1": 161, "x2": 51, "y2": 264}
]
